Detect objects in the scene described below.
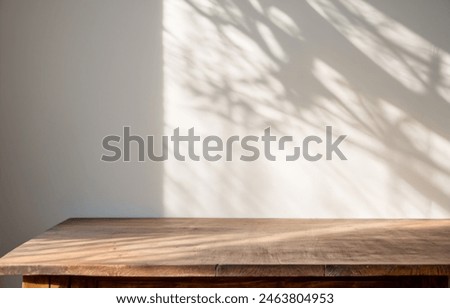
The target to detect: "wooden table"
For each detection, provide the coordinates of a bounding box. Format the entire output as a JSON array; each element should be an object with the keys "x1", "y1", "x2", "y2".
[{"x1": 0, "y1": 218, "x2": 450, "y2": 288}]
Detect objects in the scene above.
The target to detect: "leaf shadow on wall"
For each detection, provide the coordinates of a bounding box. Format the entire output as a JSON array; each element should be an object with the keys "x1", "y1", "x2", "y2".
[{"x1": 163, "y1": 0, "x2": 450, "y2": 217}]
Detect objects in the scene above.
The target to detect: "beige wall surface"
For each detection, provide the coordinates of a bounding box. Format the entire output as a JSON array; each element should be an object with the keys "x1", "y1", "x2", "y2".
[
  {"x1": 1, "y1": 0, "x2": 450, "y2": 287},
  {"x1": 0, "y1": 0, "x2": 163, "y2": 287}
]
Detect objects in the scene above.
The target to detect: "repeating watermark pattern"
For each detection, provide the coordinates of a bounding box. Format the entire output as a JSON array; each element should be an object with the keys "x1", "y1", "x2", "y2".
[{"x1": 101, "y1": 126, "x2": 347, "y2": 162}]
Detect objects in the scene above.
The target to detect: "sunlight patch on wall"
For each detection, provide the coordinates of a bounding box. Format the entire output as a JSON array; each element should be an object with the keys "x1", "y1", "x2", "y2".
[
  {"x1": 313, "y1": 58, "x2": 450, "y2": 217},
  {"x1": 307, "y1": 0, "x2": 450, "y2": 95},
  {"x1": 163, "y1": 0, "x2": 450, "y2": 218},
  {"x1": 438, "y1": 53, "x2": 450, "y2": 103}
]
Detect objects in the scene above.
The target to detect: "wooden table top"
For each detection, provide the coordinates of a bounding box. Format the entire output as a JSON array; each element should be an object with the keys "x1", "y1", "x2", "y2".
[{"x1": 1, "y1": 218, "x2": 450, "y2": 277}]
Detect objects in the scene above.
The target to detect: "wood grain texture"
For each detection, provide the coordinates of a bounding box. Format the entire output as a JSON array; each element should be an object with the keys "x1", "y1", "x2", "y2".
[
  {"x1": 217, "y1": 265, "x2": 325, "y2": 277},
  {"x1": 2, "y1": 218, "x2": 450, "y2": 277},
  {"x1": 94, "y1": 276, "x2": 448, "y2": 288},
  {"x1": 22, "y1": 275, "x2": 449, "y2": 288},
  {"x1": 325, "y1": 265, "x2": 450, "y2": 277},
  {"x1": 71, "y1": 276, "x2": 98, "y2": 288},
  {"x1": 49, "y1": 276, "x2": 70, "y2": 288},
  {"x1": 22, "y1": 276, "x2": 49, "y2": 288}
]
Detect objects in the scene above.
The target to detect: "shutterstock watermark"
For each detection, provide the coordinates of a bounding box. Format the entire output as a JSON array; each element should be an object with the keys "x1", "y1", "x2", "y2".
[{"x1": 101, "y1": 126, "x2": 347, "y2": 162}]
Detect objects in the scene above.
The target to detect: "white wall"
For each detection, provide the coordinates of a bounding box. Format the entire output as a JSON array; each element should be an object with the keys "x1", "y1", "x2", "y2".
[
  {"x1": 164, "y1": 0, "x2": 450, "y2": 217},
  {"x1": 1, "y1": 0, "x2": 450, "y2": 287}
]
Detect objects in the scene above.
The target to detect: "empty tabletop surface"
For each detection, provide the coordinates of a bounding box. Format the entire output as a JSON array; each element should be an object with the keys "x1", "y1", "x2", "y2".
[{"x1": 1, "y1": 218, "x2": 450, "y2": 277}]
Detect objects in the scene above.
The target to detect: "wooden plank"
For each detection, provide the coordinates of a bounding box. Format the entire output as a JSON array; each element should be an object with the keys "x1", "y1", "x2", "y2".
[
  {"x1": 71, "y1": 276, "x2": 98, "y2": 288},
  {"x1": 49, "y1": 276, "x2": 70, "y2": 288},
  {"x1": 1, "y1": 219, "x2": 450, "y2": 278},
  {"x1": 93, "y1": 276, "x2": 449, "y2": 288},
  {"x1": 22, "y1": 276, "x2": 49, "y2": 288},
  {"x1": 217, "y1": 265, "x2": 325, "y2": 277},
  {"x1": 326, "y1": 265, "x2": 450, "y2": 277},
  {"x1": 23, "y1": 275, "x2": 450, "y2": 288}
]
